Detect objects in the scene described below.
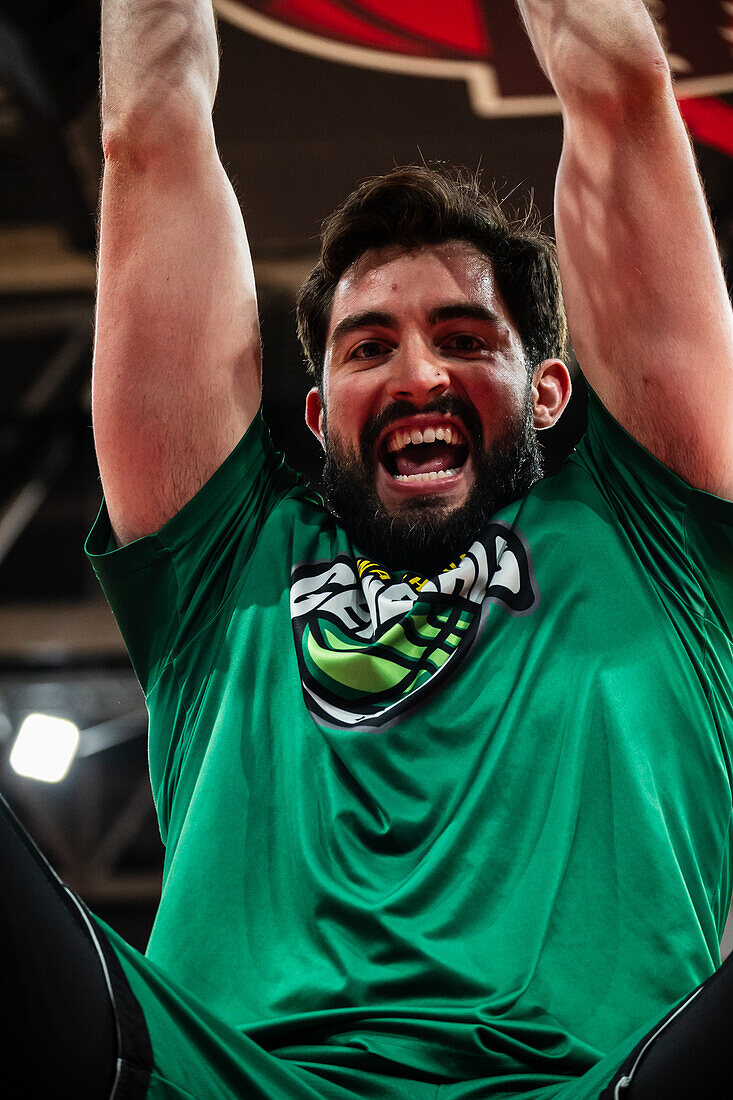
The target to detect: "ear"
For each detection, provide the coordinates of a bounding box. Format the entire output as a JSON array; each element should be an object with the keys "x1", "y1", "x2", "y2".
[
  {"x1": 531, "y1": 359, "x2": 572, "y2": 430},
  {"x1": 305, "y1": 387, "x2": 326, "y2": 450}
]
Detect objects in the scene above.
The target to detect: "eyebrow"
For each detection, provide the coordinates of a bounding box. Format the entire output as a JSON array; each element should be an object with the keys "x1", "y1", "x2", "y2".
[
  {"x1": 329, "y1": 310, "x2": 397, "y2": 348},
  {"x1": 427, "y1": 302, "x2": 503, "y2": 328},
  {"x1": 329, "y1": 301, "x2": 503, "y2": 349}
]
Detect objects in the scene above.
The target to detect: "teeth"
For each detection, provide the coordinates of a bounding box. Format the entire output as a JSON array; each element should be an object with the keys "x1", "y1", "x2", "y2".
[
  {"x1": 387, "y1": 429, "x2": 410, "y2": 453},
  {"x1": 393, "y1": 468, "x2": 460, "y2": 482},
  {"x1": 386, "y1": 424, "x2": 465, "y2": 453}
]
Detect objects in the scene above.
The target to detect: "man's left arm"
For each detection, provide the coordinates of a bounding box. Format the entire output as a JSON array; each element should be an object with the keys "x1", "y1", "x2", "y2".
[{"x1": 516, "y1": 0, "x2": 733, "y2": 498}]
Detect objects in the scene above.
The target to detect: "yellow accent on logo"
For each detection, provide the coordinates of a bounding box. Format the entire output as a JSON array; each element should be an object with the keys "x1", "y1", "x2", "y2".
[
  {"x1": 357, "y1": 558, "x2": 391, "y2": 581},
  {"x1": 444, "y1": 553, "x2": 467, "y2": 572},
  {"x1": 404, "y1": 575, "x2": 428, "y2": 591}
]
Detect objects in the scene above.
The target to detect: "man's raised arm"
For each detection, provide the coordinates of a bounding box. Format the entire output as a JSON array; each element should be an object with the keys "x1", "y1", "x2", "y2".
[
  {"x1": 94, "y1": 0, "x2": 261, "y2": 545},
  {"x1": 516, "y1": 0, "x2": 733, "y2": 498}
]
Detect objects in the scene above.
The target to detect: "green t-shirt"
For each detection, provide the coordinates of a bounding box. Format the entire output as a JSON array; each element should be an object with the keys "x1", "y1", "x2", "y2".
[{"x1": 86, "y1": 391, "x2": 733, "y2": 1097}]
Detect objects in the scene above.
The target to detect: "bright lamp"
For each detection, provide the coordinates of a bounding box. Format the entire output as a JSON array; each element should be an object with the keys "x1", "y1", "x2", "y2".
[{"x1": 10, "y1": 713, "x2": 80, "y2": 783}]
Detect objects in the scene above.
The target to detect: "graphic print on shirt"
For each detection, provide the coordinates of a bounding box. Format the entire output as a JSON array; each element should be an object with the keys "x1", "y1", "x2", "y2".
[{"x1": 290, "y1": 522, "x2": 539, "y2": 731}]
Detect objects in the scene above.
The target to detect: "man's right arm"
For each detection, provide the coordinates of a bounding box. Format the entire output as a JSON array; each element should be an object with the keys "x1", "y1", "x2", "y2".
[{"x1": 94, "y1": 0, "x2": 261, "y2": 546}]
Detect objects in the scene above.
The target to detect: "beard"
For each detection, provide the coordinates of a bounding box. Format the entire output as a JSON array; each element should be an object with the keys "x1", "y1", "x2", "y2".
[{"x1": 320, "y1": 386, "x2": 543, "y2": 578}]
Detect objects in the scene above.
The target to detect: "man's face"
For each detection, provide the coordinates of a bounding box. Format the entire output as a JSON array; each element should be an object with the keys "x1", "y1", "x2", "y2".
[{"x1": 306, "y1": 241, "x2": 545, "y2": 574}]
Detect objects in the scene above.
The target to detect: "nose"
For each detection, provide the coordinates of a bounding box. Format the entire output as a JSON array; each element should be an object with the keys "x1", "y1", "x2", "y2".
[{"x1": 387, "y1": 342, "x2": 450, "y2": 406}]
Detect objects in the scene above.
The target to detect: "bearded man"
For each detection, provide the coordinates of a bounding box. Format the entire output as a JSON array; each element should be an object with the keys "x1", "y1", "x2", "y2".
[{"x1": 1, "y1": 0, "x2": 732, "y2": 1098}]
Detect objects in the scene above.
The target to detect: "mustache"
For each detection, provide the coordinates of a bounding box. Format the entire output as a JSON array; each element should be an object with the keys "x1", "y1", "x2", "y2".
[{"x1": 358, "y1": 395, "x2": 485, "y2": 466}]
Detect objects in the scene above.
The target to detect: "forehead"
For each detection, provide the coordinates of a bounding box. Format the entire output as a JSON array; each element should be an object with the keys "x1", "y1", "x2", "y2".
[{"x1": 327, "y1": 241, "x2": 506, "y2": 339}]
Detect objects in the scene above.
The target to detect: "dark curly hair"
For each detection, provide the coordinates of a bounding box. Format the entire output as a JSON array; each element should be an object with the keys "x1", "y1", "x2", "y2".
[{"x1": 296, "y1": 164, "x2": 569, "y2": 390}]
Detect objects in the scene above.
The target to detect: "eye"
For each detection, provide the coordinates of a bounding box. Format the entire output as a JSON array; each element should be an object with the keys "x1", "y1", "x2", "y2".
[
  {"x1": 350, "y1": 339, "x2": 391, "y2": 361},
  {"x1": 442, "y1": 333, "x2": 485, "y2": 354}
]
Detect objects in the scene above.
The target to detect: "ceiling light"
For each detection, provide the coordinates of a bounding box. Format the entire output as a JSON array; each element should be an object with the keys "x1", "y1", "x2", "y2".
[{"x1": 9, "y1": 713, "x2": 80, "y2": 782}]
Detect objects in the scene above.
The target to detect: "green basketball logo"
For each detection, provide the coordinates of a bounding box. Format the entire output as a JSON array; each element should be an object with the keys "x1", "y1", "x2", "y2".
[{"x1": 290, "y1": 523, "x2": 539, "y2": 731}]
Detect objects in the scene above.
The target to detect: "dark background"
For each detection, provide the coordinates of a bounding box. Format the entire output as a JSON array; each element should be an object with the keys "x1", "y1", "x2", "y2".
[{"x1": 0, "y1": 0, "x2": 731, "y2": 953}]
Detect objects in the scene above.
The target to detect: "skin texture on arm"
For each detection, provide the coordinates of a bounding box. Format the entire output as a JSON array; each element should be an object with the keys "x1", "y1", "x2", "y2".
[
  {"x1": 516, "y1": 0, "x2": 733, "y2": 498},
  {"x1": 94, "y1": 0, "x2": 262, "y2": 545}
]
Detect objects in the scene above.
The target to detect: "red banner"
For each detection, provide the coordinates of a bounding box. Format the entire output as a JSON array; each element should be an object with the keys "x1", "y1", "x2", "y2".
[{"x1": 217, "y1": 0, "x2": 733, "y2": 152}]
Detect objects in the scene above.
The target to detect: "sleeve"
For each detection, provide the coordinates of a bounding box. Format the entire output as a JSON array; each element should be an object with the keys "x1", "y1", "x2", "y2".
[
  {"x1": 571, "y1": 388, "x2": 733, "y2": 676},
  {"x1": 85, "y1": 410, "x2": 302, "y2": 695}
]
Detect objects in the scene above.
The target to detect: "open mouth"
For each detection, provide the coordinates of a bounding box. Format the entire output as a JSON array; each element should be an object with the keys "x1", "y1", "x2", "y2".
[{"x1": 378, "y1": 421, "x2": 471, "y2": 485}]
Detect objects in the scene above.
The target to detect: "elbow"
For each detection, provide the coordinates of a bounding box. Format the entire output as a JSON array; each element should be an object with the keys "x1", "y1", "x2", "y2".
[
  {"x1": 101, "y1": 97, "x2": 214, "y2": 170},
  {"x1": 101, "y1": 115, "x2": 174, "y2": 170},
  {"x1": 100, "y1": 6, "x2": 218, "y2": 160},
  {"x1": 614, "y1": 51, "x2": 673, "y2": 101},
  {"x1": 556, "y1": 48, "x2": 672, "y2": 118}
]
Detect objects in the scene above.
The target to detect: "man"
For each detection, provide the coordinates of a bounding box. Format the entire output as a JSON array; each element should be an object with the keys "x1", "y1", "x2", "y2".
[{"x1": 2, "y1": 0, "x2": 732, "y2": 1097}]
